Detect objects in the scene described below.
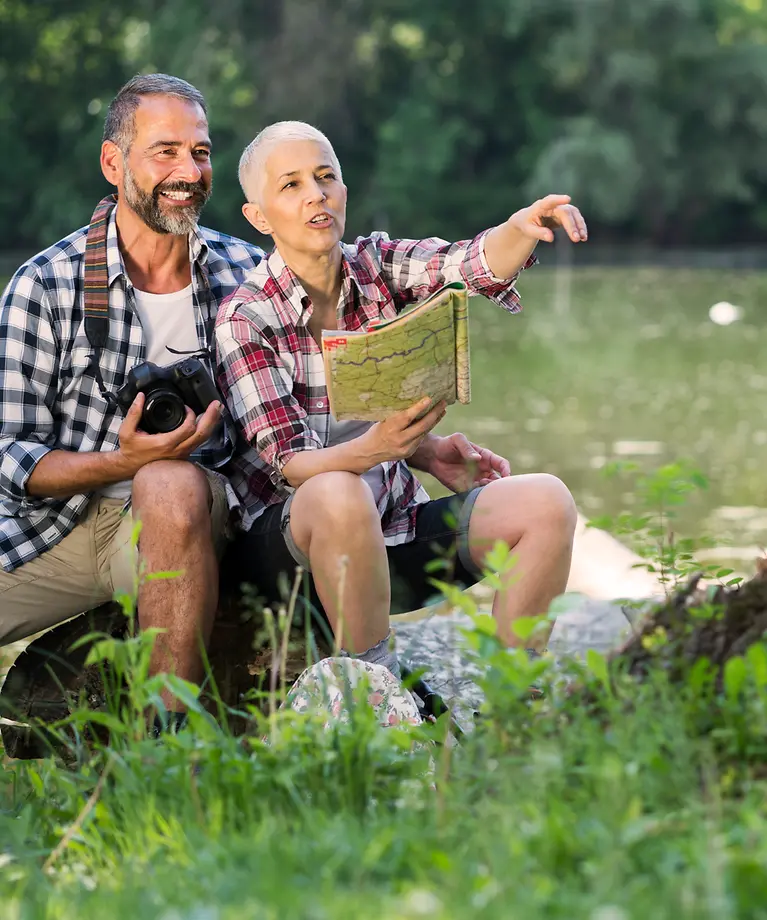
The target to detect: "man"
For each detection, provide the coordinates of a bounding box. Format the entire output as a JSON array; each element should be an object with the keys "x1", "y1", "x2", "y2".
[{"x1": 0, "y1": 74, "x2": 263, "y2": 721}]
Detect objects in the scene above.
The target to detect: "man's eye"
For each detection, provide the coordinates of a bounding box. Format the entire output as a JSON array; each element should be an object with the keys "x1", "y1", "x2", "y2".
[
  {"x1": 319, "y1": 173, "x2": 336, "y2": 181},
  {"x1": 194, "y1": 149, "x2": 211, "y2": 159},
  {"x1": 282, "y1": 181, "x2": 297, "y2": 190}
]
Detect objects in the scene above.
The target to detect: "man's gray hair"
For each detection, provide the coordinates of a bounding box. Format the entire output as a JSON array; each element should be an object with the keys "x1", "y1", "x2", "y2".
[
  {"x1": 103, "y1": 73, "x2": 207, "y2": 153},
  {"x1": 238, "y1": 121, "x2": 342, "y2": 204}
]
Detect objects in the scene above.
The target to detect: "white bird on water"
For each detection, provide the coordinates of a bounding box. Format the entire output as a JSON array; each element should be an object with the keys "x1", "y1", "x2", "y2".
[{"x1": 709, "y1": 301, "x2": 743, "y2": 326}]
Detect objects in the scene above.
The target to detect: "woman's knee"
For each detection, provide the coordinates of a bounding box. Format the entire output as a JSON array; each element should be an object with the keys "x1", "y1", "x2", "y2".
[
  {"x1": 525, "y1": 473, "x2": 578, "y2": 534},
  {"x1": 290, "y1": 472, "x2": 379, "y2": 539},
  {"x1": 471, "y1": 473, "x2": 577, "y2": 547}
]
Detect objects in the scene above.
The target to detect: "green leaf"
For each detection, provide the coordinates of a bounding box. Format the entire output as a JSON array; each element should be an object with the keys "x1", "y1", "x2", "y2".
[
  {"x1": 746, "y1": 643, "x2": 767, "y2": 688},
  {"x1": 586, "y1": 649, "x2": 610, "y2": 694},
  {"x1": 143, "y1": 569, "x2": 184, "y2": 582},
  {"x1": 511, "y1": 616, "x2": 546, "y2": 641},
  {"x1": 67, "y1": 710, "x2": 127, "y2": 734},
  {"x1": 161, "y1": 675, "x2": 205, "y2": 714},
  {"x1": 470, "y1": 614, "x2": 498, "y2": 637},
  {"x1": 724, "y1": 656, "x2": 747, "y2": 701},
  {"x1": 84, "y1": 638, "x2": 118, "y2": 666}
]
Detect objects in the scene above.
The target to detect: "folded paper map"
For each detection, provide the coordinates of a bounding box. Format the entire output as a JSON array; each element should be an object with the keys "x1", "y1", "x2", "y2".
[{"x1": 322, "y1": 281, "x2": 470, "y2": 422}]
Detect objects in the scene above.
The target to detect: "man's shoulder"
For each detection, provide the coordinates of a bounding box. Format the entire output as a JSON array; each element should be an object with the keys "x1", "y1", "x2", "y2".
[
  {"x1": 8, "y1": 226, "x2": 89, "y2": 285},
  {"x1": 1, "y1": 225, "x2": 90, "y2": 308},
  {"x1": 199, "y1": 226, "x2": 264, "y2": 274}
]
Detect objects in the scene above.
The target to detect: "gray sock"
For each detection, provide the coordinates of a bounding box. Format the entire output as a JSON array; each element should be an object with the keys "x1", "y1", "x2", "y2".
[{"x1": 341, "y1": 630, "x2": 401, "y2": 679}]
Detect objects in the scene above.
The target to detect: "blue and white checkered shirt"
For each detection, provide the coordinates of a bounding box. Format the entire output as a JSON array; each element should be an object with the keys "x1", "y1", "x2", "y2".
[{"x1": 0, "y1": 198, "x2": 263, "y2": 571}]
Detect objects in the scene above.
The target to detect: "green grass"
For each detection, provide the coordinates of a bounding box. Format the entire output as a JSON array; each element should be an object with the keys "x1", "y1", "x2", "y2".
[{"x1": 3, "y1": 622, "x2": 767, "y2": 919}]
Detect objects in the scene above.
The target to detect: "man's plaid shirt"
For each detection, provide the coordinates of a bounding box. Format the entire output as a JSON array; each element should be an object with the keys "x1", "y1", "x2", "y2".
[
  {"x1": 215, "y1": 230, "x2": 534, "y2": 541},
  {"x1": 0, "y1": 197, "x2": 263, "y2": 572}
]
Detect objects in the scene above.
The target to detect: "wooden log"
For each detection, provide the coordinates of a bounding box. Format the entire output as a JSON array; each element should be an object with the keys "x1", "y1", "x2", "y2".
[{"x1": 607, "y1": 559, "x2": 767, "y2": 686}]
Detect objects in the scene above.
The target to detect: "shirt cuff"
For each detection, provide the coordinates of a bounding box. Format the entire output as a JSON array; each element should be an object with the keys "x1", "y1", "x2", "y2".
[
  {"x1": 461, "y1": 230, "x2": 537, "y2": 313},
  {"x1": 0, "y1": 440, "x2": 52, "y2": 509},
  {"x1": 261, "y1": 431, "x2": 324, "y2": 487}
]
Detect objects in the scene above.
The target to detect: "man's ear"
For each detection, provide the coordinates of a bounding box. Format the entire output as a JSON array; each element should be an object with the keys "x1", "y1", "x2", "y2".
[
  {"x1": 100, "y1": 140, "x2": 124, "y2": 188},
  {"x1": 242, "y1": 202, "x2": 273, "y2": 236}
]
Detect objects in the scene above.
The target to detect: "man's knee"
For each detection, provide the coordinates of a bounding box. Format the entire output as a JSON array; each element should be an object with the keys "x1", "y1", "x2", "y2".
[{"x1": 132, "y1": 461, "x2": 211, "y2": 538}]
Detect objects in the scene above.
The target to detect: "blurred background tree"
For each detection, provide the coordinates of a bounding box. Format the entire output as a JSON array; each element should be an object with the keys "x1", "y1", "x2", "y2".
[{"x1": 1, "y1": 0, "x2": 766, "y2": 251}]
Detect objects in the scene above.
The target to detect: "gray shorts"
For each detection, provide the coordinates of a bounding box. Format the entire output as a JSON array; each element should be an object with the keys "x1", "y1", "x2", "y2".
[{"x1": 224, "y1": 487, "x2": 485, "y2": 617}]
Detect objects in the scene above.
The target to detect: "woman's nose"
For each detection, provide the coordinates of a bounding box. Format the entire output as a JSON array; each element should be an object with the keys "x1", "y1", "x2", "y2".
[{"x1": 306, "y1": 179, "x2": 327, "y2": 203}]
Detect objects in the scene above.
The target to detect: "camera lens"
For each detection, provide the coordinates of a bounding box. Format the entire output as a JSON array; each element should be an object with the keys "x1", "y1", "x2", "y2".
[{"x1": 142, "y1": 388, "x2": 187, "y2": 434}]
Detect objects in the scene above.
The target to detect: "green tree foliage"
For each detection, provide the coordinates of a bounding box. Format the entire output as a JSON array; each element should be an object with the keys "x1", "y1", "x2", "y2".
[{"x1": 1, "y1": 0, "x2": 766, "y2": 251}]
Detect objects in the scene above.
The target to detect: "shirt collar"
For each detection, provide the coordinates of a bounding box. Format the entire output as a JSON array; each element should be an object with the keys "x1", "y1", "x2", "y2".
[
  {"x1": 265, "y1": 243, "x2": 388, "y2": 321},
  {"x1": 103, "y1": 196, "x2": 209, "y2": 287}
]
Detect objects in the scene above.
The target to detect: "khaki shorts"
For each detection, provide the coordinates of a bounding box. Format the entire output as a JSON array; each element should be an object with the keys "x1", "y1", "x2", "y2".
[{"x1": 0, "y1": 468, "x2": 230, "y2": 647}]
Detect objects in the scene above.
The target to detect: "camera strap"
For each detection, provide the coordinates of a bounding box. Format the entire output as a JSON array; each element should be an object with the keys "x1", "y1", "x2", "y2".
[
  {"x1": 83, "y1": 194, "x2": 120, "y2": 409},
  {"x1": 82, "y1": 194, "x2": 216, "y2": 411}
]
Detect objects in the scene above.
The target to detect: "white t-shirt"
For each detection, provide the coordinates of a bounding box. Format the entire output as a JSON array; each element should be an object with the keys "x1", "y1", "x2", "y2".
[{"x1": 101, "y1": 284, "x2": 198, "y2": 500}]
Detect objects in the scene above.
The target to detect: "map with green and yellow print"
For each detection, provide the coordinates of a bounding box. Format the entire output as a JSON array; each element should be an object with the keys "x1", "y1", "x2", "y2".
[{"x1": 322, "y1": 282, "x2": 470, "y2": 422}]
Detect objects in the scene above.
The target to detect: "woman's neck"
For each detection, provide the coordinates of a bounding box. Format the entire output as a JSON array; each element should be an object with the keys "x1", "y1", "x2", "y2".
[{"x1": 280, "y1": 244, "x2": 343, "y2": 315}]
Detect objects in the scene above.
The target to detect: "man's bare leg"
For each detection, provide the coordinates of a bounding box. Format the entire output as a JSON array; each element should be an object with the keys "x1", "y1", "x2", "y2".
[
  {"x1": 131, "y1": 460, "x2": 218, "y2": 710},
  {"x1": 467, "y1": 473, "x2": 577, "y2": 649},
  {"x1": 287, "y1": 471, "x2": 391, "y2": 656}
]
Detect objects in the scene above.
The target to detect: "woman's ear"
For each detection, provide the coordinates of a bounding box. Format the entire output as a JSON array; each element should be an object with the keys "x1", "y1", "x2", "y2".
[{"x1": 242, "y1": 202, "x2": 272, "y2": 236}]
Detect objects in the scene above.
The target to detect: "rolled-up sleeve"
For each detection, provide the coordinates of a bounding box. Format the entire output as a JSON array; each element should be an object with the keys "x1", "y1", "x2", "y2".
[
  {"x1": 0, "y1": 267, "x2": 58, "y2": 509},
  {"x1": 368, "y1": 230, "x2": 535, "y2": 313},
  {"x1": 215, "y1": 306, "x2": 323, "y2": 482}
]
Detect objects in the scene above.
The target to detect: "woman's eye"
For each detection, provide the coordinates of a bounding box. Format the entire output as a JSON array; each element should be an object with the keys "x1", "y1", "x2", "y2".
[{"x1": 282, "y1": 181, "x2": 297, "y2": 190}]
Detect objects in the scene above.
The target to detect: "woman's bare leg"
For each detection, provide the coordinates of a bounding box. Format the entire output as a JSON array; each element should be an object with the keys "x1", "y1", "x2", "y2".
[{"x1": 466, "y1": 473, "x2": 577, "y2": 648}]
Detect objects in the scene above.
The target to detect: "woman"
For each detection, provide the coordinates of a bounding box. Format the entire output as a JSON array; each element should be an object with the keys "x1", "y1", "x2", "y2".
[{"x1": 216, "y1": 121, "x2": 587, "y2": 677}]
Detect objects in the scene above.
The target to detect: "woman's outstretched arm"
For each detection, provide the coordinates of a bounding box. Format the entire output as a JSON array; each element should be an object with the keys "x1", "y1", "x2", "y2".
[{"x1": 483, "y1": 194, "x2": 587, "y2": 280}]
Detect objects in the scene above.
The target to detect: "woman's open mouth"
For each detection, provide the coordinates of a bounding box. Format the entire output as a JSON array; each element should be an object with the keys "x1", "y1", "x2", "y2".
[{"x1": 307, "y1": 213, "x2": 333, "y2": 229}]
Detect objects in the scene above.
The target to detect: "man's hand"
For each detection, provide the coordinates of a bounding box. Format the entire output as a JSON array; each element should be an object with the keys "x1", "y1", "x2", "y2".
[
  {"x1": 412, "y1": 432, "x2": 511, "y2": 493},
  {"x1": 360, "y1": 397, "x2": 446, "y2": 467},
  {"x1": 116, "y1": 392, "x2": 224, "y2": 477},
  {"x1": 507, "y1": 194, "x2": 588, "y2": 244}
]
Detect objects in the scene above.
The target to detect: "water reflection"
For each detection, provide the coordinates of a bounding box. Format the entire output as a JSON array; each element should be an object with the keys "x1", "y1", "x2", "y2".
[{"x1": 434, "y1": 267, "x2": 767, "y2": 570}]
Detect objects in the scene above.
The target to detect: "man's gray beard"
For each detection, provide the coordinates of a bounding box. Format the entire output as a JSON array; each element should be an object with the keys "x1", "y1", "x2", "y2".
[{"x1": 122, "y1": 167, "x2": 210, "y2": 236}]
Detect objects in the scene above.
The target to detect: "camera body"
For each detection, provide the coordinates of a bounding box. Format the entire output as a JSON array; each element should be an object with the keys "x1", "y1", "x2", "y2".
[{"x1": 116, "y1": 357, "x2": 220, "y2": 434}]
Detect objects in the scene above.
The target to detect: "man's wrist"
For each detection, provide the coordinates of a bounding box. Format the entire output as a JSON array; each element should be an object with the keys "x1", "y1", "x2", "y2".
[
  {"x1": 109, "y1": 448, "x2": 140, "y2": 482},
  {"x1": 408, "y1": 433, "x2": 441, "y2": 472}
]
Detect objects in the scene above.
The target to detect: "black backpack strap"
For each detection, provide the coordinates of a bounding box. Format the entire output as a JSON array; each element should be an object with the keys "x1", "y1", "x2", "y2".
[{"x1": 83, "y1": 194, "x2": 119, "y2": 407}]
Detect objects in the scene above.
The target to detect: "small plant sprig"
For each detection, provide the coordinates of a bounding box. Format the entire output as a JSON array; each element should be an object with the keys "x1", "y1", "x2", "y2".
[{"x1": 588, "y1": 459, "x2": 741, "y2": 595}]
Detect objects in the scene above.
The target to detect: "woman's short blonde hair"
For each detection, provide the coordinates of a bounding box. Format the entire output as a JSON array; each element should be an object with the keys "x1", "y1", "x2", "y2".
[{"x1": 238, "y1": 121, "x2": 342, "y2": 204}]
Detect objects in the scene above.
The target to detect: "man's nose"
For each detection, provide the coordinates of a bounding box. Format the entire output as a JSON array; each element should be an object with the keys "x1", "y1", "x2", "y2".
[{"x1": 174, "y1": 152, "x2": 203, "y2": 183}]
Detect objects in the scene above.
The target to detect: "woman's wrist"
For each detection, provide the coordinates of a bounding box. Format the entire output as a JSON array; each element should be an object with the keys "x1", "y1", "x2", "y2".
[{"x1": 351, "y1": 429, "x2": 385, "y2": 472}]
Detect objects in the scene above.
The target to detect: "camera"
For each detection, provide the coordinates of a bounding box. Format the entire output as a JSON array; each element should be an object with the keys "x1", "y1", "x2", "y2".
[{"x1": 115, "y1": 357, "x2": 221, "y2": 434}]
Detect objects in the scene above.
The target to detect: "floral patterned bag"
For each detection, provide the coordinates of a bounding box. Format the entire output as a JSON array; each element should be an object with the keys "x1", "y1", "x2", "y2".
[{"x1": 285, "y1": 657, "x2": 423, "y2": 730}]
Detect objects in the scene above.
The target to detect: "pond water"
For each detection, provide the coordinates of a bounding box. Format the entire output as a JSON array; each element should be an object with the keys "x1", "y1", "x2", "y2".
[{"x1": 428, "y1": 266, "x2": 767, "y2": 574}]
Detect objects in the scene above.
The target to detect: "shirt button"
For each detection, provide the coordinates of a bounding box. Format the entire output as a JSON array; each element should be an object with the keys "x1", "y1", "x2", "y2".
[{"x1": 316, "y1": 400, "x2": 324, "y2": 408}]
